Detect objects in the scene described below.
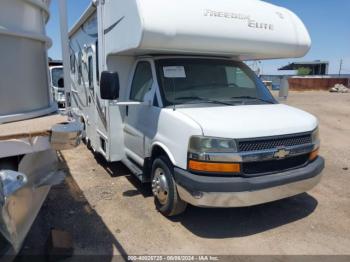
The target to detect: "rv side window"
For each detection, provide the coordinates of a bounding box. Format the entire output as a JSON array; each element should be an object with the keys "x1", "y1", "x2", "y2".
[
  {"x1": 96, "y1": 41, "x2": 99, "y2": 84},
  {"x1": 88, "y1": 56, "x2": 93, "y2": 89},
  {"x1": 70, "y1": 54, "x2": 76, "y2": 73},
  {"x1": 78, "y1": 52, "x2": 83, "y2": 85},
  {"x1": 130, "y1": 62, "x2": 153, "y2": 102}
]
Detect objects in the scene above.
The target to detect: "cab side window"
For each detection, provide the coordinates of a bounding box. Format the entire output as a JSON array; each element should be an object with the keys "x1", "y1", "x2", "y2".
[{"x1": 130, "y1": 62, "x2": 153, "y2": 102}]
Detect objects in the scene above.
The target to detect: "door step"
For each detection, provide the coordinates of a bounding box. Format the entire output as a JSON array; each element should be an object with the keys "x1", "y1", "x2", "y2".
[{"x1": 122, "y1": 157, "x2": 145, "y2": 182}]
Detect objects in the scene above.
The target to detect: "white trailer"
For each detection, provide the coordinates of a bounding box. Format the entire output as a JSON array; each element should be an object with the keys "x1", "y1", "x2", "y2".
[
  {"x1": 67, "y1": 0, "x2": 324, "y2": 216},
  {"x1": 49, "y1": 60, "x2": 66, "y2": 109},
  {"x1": 0, "y1": 0, "x2": 81, "y2": 253}
]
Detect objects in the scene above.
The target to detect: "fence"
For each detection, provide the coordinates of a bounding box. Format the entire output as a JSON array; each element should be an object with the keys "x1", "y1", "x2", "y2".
[{"x1": 288, "y1": 77, "x2": 350, "y2": 91}]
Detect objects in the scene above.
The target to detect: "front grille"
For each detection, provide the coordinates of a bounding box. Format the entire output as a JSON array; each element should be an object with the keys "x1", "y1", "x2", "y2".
[
  {"x1": 242, "y1": 154, "x2": 310, "y2": 175},
  {"x1": 238, "y1": 133, "x2": 312, "y2": 152}
]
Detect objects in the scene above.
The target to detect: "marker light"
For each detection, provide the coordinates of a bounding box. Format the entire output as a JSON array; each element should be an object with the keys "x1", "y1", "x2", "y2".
[
  {"x1": 309, "y1": 148, "x2": 319, "y2": 161},
  {"x1": 189, "y1": 160, "x2": 241, "y2": 173}
]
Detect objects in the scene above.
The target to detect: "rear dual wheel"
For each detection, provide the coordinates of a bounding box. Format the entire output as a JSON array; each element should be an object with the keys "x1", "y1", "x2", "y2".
[
  {"x1": 81, "y1": 120, "x2": 92, "y2": 150},
  {"x1": 151, "y1": 156, "x2": 187, "y2": 217}
]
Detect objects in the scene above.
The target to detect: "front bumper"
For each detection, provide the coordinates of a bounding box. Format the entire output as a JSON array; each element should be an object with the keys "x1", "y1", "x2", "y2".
[{"x1": 174, "y1": 157, "x2": 325, "y2": 208}]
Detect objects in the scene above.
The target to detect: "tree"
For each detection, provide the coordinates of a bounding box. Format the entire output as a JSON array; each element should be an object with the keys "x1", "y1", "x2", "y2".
[{"x1": 297, "y1": 67, "x2": 312, "y2": 76}]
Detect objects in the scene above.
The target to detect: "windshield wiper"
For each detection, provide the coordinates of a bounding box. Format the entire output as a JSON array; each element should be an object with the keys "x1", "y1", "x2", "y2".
[
  {"x1": 183, "y1": 83, "x2": 241, "y2": 89},
  {"x1": 231, "y1": 96, "x2": 275, "y2": 104},
  {"x1": 213, "y1": 83, "x2": 242, "y2": 88},
  {"x1": 175, "y1": 96, "x2": 233, "y2": 106}
]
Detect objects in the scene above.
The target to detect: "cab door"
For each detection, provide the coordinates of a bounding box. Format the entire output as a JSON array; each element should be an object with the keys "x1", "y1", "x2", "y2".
[{"x1": 123, "y1": 60, "x2": 158, "y2": 161}]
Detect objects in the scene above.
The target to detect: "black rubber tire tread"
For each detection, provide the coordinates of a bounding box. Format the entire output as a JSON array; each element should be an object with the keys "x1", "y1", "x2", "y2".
[
  {"x1": 81, "y1": 119, "x2": 87, "y2": 145},
  {"x1": 151, "y1": 155, "x2": 187, "y2": 217},
  {"x1": 86, "y1": 138, "x2": 93, "y2": 150}
]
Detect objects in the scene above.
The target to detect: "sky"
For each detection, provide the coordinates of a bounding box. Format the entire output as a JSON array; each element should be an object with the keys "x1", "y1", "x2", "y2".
[{"x1": 47, "y1": 0, "x2": 350, "y2": 75}]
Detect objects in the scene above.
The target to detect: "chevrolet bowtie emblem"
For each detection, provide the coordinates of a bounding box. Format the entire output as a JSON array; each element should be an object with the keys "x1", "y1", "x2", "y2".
[{"x1": 274, "y1": 148, "x2": 290, "y2": 159}]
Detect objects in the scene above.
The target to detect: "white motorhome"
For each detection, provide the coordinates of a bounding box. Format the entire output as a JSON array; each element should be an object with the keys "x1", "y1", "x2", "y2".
[
  {"x1": 0, "y1": 0, "x2": 81, "y2": 253},
  {"x1": 68, "y1": 0, "x2": 324, "y2": 216},
  {"x1": 49, "y1": 60, "x2": 66, "y2": 109}
]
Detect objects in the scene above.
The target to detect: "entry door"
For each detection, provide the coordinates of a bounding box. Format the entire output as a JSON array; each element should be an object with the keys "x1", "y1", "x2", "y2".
[
  {"x1": 124, "y1": 61, "x2": 156, "y2": 159},
  {"x1": 86, "y1": 49, "x2": 98, "y2": 148}
]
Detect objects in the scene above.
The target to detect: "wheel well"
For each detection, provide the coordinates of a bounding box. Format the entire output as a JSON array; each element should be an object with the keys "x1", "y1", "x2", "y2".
[
  {"x1": 151, "y1": 146, "x2": 169, "y2": 162},
  {"x1": 143, "y1": 145, "x2": 171, "y2": 181},
  {"x1": 142, "y1": 145, "x2": 173, "y2": 183}
]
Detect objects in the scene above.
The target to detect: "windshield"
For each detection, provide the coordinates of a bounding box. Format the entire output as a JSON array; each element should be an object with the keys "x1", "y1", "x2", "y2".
[
  {"x1": 155, "y1": 59, "x2": 276, "y2": 107},
  {"x1": 51, "y1": 68, "x2": 64, "y2": 88}
]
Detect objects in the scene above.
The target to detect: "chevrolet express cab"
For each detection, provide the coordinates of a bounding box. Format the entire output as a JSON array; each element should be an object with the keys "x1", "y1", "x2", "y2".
[{"x1": 67, "y1": 0, "x2": 324, "y2": 216}]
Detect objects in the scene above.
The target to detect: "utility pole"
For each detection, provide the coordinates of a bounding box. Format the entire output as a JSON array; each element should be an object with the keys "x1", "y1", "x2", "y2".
[
  {"x1": 339, "y1": 59, "x2": 343, "y2": 76},
  {"x1": 58, "y1": 0, "x2": 71, "y2": 111}
]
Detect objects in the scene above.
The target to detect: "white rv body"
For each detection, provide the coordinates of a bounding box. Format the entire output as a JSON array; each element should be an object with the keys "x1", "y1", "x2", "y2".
[
  {"x1": 68, "y1": 0, "x2": 324, "y2": 216},
  {"x1": 99, "y1": 0, "x2": 311, "y2": 59},
  {"x1": 0, "y1": 0, "x2": 81, "y2": 253}
]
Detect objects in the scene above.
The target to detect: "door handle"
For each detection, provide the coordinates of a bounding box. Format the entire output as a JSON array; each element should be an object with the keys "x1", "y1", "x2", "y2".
[
  {"x1": 88, "y1": 96, "x2": 91, "y2": 104},
  {"x1": 126, "y1": 105, "x2": 129, "y2": 116}
]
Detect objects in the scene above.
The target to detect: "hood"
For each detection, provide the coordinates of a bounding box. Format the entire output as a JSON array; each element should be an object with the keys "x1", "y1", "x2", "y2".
[{"x1": 176, "y1": 104, "x2": 318, "y2": 139}]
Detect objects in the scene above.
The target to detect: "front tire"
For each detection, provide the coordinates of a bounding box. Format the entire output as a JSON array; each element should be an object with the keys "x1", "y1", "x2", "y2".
[{"x1": 151, "y1": 156, "x2": 187, "y2": 217}]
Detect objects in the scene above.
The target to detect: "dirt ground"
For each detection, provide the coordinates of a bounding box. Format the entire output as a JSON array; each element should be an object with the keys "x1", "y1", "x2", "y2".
[{"x1": 19, "y1": 91, "x2": 350, "y2": 258}]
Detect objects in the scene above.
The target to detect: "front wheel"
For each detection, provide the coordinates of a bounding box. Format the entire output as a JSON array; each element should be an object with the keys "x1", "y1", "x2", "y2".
[{"x1": 151, "y1": 156, "x2": 187, "y2": 217}]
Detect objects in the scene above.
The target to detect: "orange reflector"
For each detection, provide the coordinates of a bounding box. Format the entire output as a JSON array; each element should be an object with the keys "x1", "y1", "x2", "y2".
[
  {"x1": 189, "y1": 160, "x2": 241, "y2": 173},
  {"x1": 309, "y1": 149, "x2": 319, "y2": 161}
]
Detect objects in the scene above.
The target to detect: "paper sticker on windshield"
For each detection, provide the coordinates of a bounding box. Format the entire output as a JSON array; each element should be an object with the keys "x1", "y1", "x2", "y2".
[{"x1": 163, "y1": 66, "x2": 186, "y2": 78}]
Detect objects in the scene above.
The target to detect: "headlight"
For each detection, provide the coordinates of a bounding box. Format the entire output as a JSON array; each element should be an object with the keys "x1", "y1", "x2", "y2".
[
  {"x1": 189, "y1": 136, "x2": 238, "y2": 154},
  {"x1": 188, "y1": 136, "x2": 241, "y2": 174},
  {"x1": 310, "y1": 128, "x2": 320, "y2": 161},
  {"x1": 311, "y1": 128, "x2": 319, "y2": 143}
]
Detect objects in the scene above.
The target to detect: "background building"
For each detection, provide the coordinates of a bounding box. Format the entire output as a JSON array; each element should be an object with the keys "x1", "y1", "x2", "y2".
[{"x1": 278, "y1": 61, "x2": 329, "y2": 76}]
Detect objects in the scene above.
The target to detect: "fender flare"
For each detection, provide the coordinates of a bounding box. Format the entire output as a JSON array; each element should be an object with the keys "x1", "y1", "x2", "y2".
[{"x1": 151, "y1": 142, "x2": 177, "y2": 166}]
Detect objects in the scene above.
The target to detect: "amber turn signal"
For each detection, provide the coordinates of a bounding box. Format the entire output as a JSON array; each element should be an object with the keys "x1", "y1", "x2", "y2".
[
  {"x1": 188, "y1": 160, "x2": 241, "y2": 173},
  {"x1": 309, "y1": 148, "x2": 319, "y2": 161}
]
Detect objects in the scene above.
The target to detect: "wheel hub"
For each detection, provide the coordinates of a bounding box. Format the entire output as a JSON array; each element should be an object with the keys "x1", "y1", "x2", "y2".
[{"x1": 152, "y1": 168, "x2": 169, "y2": 205}]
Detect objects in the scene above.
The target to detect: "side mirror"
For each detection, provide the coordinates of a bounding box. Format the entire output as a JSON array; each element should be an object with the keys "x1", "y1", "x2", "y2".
[
  {"x1": 100, "y1": 71, "x2": 120, "y2": 100},
  {"x1": 58, "y1": 78, "x2": 64, "y2": 88}
]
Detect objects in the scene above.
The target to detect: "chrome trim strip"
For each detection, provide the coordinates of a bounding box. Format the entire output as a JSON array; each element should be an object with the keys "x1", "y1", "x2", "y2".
[
  {"x1": 240, "y1": 143, "x2": 318, "y2": 162},
  {"x1": 236, "y1": 129, "x2": 315, "y2": 142},
  {"x1": 188, "y1": 152, "x2": 242, "y2": 162},
  {"x1": 177, "y1": 174, "x2": 322, "y2": 208},
  {"x1": 189, "y1": 142, "x2": 319, "y2": 163}
]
